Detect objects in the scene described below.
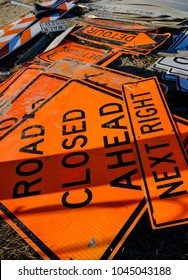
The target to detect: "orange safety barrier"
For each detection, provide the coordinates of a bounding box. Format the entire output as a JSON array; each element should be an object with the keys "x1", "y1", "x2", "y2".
[{"x1": 122, "y1": 78, "x2": 188, "y2": 229}]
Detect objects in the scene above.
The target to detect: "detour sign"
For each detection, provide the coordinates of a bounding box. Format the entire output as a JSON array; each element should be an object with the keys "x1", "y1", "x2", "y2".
[
  {"x1": 38, "y1": 40, "x2": 114, "y2": 64},
  {"x1": 122, "y1": 78, "x2": 188, "y2": 229},
  {"x1": 73, "y1": 25, "x2": 170, "y2": 55},
  {"x1": 0, "y1": 79, "x2": 146, "y2": 259}
]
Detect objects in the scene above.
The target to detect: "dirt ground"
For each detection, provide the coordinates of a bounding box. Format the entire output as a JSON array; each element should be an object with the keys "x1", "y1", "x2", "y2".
[
  {"x1": 0, "y1": 0, "x2": 40, "y2": 29},
  {"x1": 0, "y1": 0, "x2": 188, "y2": 260}
]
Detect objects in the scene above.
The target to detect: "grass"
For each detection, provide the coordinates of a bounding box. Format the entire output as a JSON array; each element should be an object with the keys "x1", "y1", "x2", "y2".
[
  {"x1": 116, "y1": 211, "x2": 188, "y2": 260},
  {"x1": 0, "y1": 217, "x2": 42, "y2": 260}
]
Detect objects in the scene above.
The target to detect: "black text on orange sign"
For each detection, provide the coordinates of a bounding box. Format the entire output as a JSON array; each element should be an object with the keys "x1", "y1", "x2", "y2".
[{"x1": 122, "y1": 78, "x2": 188, "y2": 228}]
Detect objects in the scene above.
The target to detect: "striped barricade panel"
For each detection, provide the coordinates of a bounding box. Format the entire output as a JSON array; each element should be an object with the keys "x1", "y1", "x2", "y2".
[{"x1": 0, "y1": 0, "x2": 73, "y2": 59}]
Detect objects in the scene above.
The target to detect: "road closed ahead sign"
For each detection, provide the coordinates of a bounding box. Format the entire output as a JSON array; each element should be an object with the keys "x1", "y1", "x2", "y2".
[
  {"x1": 122, "y1": 78, "x2": 188, "y2": 229},
  {"x1": 0, "y1": 79, "x2": 146, "y2": 259}
]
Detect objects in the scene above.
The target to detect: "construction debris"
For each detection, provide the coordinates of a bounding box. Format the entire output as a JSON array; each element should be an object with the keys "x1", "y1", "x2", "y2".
[
  {"x1": 0, "y1": 0, "x2": 188, "y2": 260},
  {"x1": 77, "y1": 18, "x2": 155, "y2": 32},
  {"x1": 72, "y1": 25, "x2": 170, "y2": 55},
  {"x1": 80, "y1": 0, "x2": 188, "y2": 29},
  {"x1": 79, "y1": 0, "x2": 188, "y2": 19}
]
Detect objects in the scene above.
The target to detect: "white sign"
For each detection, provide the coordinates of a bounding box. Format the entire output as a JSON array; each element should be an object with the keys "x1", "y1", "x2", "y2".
[
  {"x1": 40, "y1": 19, "x2": 72, "y2": 33},
  {"x1": 153, "y1": 29, "x2": 188, "y2": 78}
]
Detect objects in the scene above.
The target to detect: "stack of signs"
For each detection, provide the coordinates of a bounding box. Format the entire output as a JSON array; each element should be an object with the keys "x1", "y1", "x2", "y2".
[
  {"x1": 80, "y1": 0, "x2": 188, "y2": 28},
  {"x1": 76, "y1": 18, "x2": 155, "y2": 32},
  {"x1": 0, "y1": 55, "x2": 188, "y2": 259},
  {"x1": 0, "y1": 2, "x2": 188, "y2": 260},
  {"x1": 0, "y1": 1, "x2": 172, "y2": 68},
  {"x1": 152, "y1": 29, "x2": 188, "y2": 93},
  {"x1": 80, "y1": 0, "x2": 188, "y2": 19},
  {"x1": 36, "y1": 21, "x2": 170, "y2": 67},
  {"x1": 30, "y1": 16, "x2": 171, "y2": 68}
]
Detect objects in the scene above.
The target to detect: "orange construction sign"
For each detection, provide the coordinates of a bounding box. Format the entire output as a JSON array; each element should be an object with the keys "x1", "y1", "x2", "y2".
[
  {"x1": 122, "y1": 78, "x2": 188, "y2": 229},
  {"x1": 0, "y1": 63, "x2": 46, "y2": 105},
  {"x1": 47, "y1": 58, "x2": 140, "y2": 92},
  {"x1": 72, "y1": 25, "x2": 170, "y2": 55},
  {"x1": 38, "y1": 40, "x2": 114, "y2": 64},
  {"x1": 124, "y1": 33, "x2": 171, "y2": 54},
  {"x1": 0, "y1": 79, "x2": 146, "y2": 259},
  {"x1": 77, "y1": 18, "x2": 154, "y2": 32},
  {"x1": 0, "y1": 73, "x2": 68, "y2": 140},
  {"x1": 174, "y1": 115, "x2": 188, "y2": 154},
  {"x1": 73, "y1": 25, "x2": 139, "y2": 47}
]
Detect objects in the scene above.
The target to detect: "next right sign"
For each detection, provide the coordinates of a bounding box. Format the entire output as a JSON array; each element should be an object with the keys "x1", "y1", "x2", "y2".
[{"x1": 122, "y1": 78, "x2": 188, "y2": 229}]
